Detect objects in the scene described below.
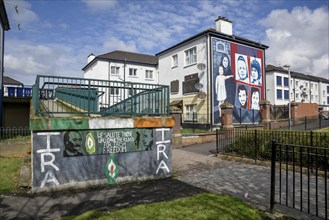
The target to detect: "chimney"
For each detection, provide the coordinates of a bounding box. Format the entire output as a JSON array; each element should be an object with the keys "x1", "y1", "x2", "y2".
[
  {"x1": 215, "y1": 16, "x2": 233, "y2": 35},
  {"x1": 87, "y1": 53, "x2": 95, "y2": 63}
]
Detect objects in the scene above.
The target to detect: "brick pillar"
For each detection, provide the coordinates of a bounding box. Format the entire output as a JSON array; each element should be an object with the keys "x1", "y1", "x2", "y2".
[
  {"x1": 170, "y1": 110, "x2": 182, "y2": 148},
  {"x1": 260, "y1": 102, "x2": 271, "y2": 129},
  {"x1": 290, "y1": 102, "x2": 298, "y2": 125},
  {"x1": 220, "y1": 105, "x2": 234, "y2": 129}
]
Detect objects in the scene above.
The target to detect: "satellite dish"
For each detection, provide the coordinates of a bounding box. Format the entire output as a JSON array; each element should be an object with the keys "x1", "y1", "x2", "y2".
[
  {"x1": 197, "y1": 63, "x2": 206, "y2": 71},
  {"x1": 197, "y1": 92, "x2": 207, "y2": 99},
  {"x1": 194, "y1": 83, "x2": 203, "y2": 90}
]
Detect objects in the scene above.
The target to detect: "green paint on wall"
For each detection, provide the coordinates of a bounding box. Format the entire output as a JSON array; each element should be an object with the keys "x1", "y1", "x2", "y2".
[
  {"x1": 29, "y1": 118, "x2": 49, "y2": 130},
  {"x1": 50, "y1": 118, "x2": 89, "y2": 130},
  {"x1": 104, "y1": 154, "x2": 119, "y2": 184}
]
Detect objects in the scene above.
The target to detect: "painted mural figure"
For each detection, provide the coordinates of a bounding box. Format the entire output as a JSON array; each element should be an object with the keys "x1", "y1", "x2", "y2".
[
  {"x1": 142, "y1": 129, "x2": 153, "y2": 151},
  {"x1": 250, "y1": 58, "x2": 262, "y2": 86},
  {"x1": 250, "y1": 87, "x2": 260, "y2": 110},
  {"x1": 236, "y1": 55, "x2": 249, "y2": 83},
  {"x1": 237, "y1": 85, "x2": 248, "y2": 109},
  {"x1": 221, "y1": 53, "x2": 235, "y2": 105},
  {"x1": 63, "y1": 131, "x2": 83, "y2": 157},
  {"x1": 215, "y1": 64, "x2": 233, "y2": 116}
]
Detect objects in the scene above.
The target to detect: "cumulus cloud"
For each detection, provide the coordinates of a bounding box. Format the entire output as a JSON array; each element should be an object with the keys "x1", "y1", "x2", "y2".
[
  {"x1": 102, "y1": 37, "x2": 138, "y2": 52},
  {"x1": 260, "y1": 6, "x2": 329, "y2": 77}
]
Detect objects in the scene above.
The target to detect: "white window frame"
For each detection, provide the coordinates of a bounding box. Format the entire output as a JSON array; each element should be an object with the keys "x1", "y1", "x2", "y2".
[
  {"x1": 185, "y1": 104, "x2": 197, "y2": 121},
  {"x1": 129, "y1": 68, "x2": 137, "y2": 77},
  {"x1": 172, "y1": 54, "x2": 178, "y2": 68},
  {"x1": 110, "y1": 87, "x2": 119, "y2": 96},
  {"x1": 145, "y1": 70, "x2": 153, "y2": 80},
  {"x1": 111, "y1": 66, "x2": 120, "y2": 75},
  {"x1": 184, "y1": 47, "x2": 197, "y2": 66}
]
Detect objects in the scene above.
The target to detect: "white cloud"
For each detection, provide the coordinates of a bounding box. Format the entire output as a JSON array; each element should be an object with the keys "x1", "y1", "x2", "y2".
[
  {"x1": 7, "y1": 0, "x2": 39, "y2": 29},
  {"x1": 82, "y1": 0, "x2": 118, "y2": 12},
  {"x1": 102, "y1": 37, "x2": 138, "y2": 52},
  {"x1": 260, "y1": 6, "x2": 329, "y2": 77},
  {"x1": 4, "y1": 40, "x2": 84, "y2": 85}
]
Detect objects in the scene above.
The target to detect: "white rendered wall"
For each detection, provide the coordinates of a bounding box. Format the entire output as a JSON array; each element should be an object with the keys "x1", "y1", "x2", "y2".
[
  {"x1": 158, "y1": 36, "x2": 208, "y2": 97},
  {"x1": 265, "y1": 72, "x2": 275, "y2": 104}
]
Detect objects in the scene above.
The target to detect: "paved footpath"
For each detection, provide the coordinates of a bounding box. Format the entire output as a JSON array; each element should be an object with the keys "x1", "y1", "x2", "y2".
[{"x1": 1, "y1": 144, "x2": 325, "y2": 220}]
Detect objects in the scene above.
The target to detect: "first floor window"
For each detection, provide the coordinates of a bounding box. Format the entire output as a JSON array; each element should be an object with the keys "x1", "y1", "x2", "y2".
[
  {"x1": 276, "y1": 76, "x2": 282, "y2": 86},
  {"x1": 185, "y1": 47, "x2": 197, "y2": 66},
  {"x1": 277, "y1": 89, "x2": 282, "y2": 99},
  {"x1": 284, "y1": 90, "x2": 289, "y2": 100},
  {"x1": 185, "y1": 104, "x2": 197, "y2": 121},
  {"x1": 327, "y1": 97, "x2": 329, "y2": 104},
  {"x1": 129, "y1": 68, "x2": 137, "y2": 76},
  {"x1": 283, "y1": 77, "x2": 288, "y2": 87},
  {"x1": 111, "y1": 66, "x2": 120, "y2": 75},
  {"x1": 172, "y1": 54, "x2": 178, "y2": 67},
  {"x1": 145, "y1": 70, "x2": 153, "y2": 79}
]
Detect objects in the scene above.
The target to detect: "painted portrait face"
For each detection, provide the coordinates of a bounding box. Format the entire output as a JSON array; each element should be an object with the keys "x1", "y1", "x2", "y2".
[
  {"x1": 251, "y1": 91, "x2": 260, "y2": 109},
  {"x1": 238, "y1": 89, "x2": 247, "y2": 106},
  {"x1": 251, "y1": 67, "x2": 258, "y2": 80},
  {"x1": 142, "y1": 129, "x2": 153, "y2": 147},
  {"x1": 67, "y1": 131, "x2": 82, "y2": 152},
  {"x1": 218, "y1": 66, "x2": 224, "y2": 75},
  {"x1": 237, "y1": 59, "x2": 247, "y2": 80},
  {"x1": 222, "y1": 56, "x2": 229, "y2": 69}
]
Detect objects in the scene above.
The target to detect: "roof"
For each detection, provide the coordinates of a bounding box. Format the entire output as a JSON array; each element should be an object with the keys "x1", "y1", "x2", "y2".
[
  {"x1": 0, "y1": 0, "x2": 10, "y2": 31},
  {"x1": 3, "y1": 76, "x2": 23, "y2": 86},
  {"x1": 82, "y1": 50, "x2": 158, "y2": 71},
  {"x1": 265, "y1": 64, "x2": 329, "y2": 83},
  {"x1": 156, "y1": 28, "x2": 269, "y2": 56}
]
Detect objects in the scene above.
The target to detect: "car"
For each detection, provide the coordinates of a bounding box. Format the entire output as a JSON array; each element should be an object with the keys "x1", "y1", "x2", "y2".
[{"x1": 319, "y1": 112, "x2": 329, "y2": 120}]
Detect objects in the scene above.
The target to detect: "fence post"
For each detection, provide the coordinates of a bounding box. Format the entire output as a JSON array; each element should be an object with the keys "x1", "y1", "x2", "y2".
[
  {"x1": 192, "y1": 112, "x2": 195, "y2": 133},
  {"x1": 216, "y1": 129, "x2": 219, "y2": 154},
  {"x1": 254, "y1": 129, "x2": 257, "y2": 164},
  {"x1": 270, "y1": 139, "x2": 277, "y2": 214},
  {"x1": 88, "y1": 80, "x2": 91, "y2": 116},
  {"x1": 319, "y1": 117, "x2": 322, "y2": 129}
]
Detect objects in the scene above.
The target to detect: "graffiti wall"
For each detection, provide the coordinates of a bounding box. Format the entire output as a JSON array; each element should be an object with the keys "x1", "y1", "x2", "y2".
[
  {"x1": 211, "y1": 37, "x2": 264, "y2": 124},
  {"x1": 32, "y1": 128, "x2": 172, "y2": 191}
]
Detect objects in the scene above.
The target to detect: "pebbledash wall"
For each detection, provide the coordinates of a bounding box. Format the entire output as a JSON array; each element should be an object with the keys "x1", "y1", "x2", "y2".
[{"x1": 30, "y1": 116, "x2": 175, "y2": 193}]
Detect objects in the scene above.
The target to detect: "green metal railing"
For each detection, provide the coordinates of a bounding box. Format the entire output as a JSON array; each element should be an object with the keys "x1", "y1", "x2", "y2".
[{"x1": 32, "y1": 75, "x2": 170, "y2": 117}]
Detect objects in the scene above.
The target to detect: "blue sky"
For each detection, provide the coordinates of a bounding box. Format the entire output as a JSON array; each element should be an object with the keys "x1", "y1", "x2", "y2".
[{"x1": 4, "y1": 0, "x2": 329, "y2": 85}]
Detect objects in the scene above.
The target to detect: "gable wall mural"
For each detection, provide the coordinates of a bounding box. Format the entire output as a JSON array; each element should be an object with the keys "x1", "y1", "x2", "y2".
[{"x1": 211, "y1": 37, "x2": 265, "y2": 124}]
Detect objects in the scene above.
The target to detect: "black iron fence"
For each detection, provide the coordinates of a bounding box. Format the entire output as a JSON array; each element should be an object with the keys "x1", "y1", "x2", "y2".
[
  {"x1": 0, "y1": 127, "x2": 31, "y2": 141},
  {"x1": 270, "y1": 140, "x2": 328, "y2": 219},
  {"x1": 216, "y1": 129, "x2": 329, "y2": 163}
]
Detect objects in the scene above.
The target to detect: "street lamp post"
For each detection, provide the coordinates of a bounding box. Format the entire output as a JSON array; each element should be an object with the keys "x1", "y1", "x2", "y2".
[{"x1": 283, "y1": 65, "x2": 291, "y2": 130}]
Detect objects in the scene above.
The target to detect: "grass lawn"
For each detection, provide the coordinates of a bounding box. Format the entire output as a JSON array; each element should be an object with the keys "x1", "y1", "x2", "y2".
[
  {"x1": 181, "y1": 128, "x2": 212, "y2": 134},
  {"x1": 0, "y1": 156, "x2": 22, "y2": 193},
  {"x1": 315, "y1": 127, "x2": 329, "y2": 132},
  {"x1": 61, "y1": 193, "x2": 263, "y2": 220}
]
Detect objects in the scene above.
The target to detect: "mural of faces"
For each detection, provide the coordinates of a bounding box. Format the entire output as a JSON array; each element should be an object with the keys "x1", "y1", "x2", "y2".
[
  {"x1": 250, "y1": 87, "x2": 260, "y2": 110},
  {"x1": 250, "y1": 58, "x2": 262, "y2": 86},
  {"x1": 235, "y1": 54, "x2": 249, "y2": 83},
  {"x1": 63, "y1": 131, "x2": 83, "y2": 157},
  {"x1": 236, "y1": 85, "x2": 248, "y2": 109},
  {"x1": 222, "y1": 55, "x2": 229, "y2": 70}
]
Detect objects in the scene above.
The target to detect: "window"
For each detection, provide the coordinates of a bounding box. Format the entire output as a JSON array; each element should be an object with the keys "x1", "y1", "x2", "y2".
[
  {"x1": 277, "y1": 89, "x2": 282, "y2": 99},
  {"x1": 284, "y1": 90, "x2": 289, "y2": 100},
  {"x1": 110, "y1": 88, "x2": 119, "y2": 95},
  {"x1": 183, "y1": 73, "x2": 199, "y2": 94},
  {"x1": 283, "y1": 77, "x2": 289, "y2": 87},
  {"x1": 295, "y1": 81, "x2": 299, "y2": 86},
  {"x1": 185, "y1": 104, "x2": 197, "y2": 121},
  {"x1": 327, "y1": 97, "x2": 329, "y2": 104},
  {"x1": 305, "y1": 82, "x2": 308, "y2": 88},
  {"x1": 145, "y1": 70, "x2": 153, "y2": 79},
  {"x1": 310, "y1": 83, "x2": 313, "y2": 89},
  {"x1": 111, "y1": 66, "x2": 120, "y2": 75},
  {"x1": 296, "y1": 93, "x2": 299, "y2": 99},
  {"x1": 315, "y1": 95, "x2": 318, "y2": 101},
  {"x1": 315, "y1": 84, "x2": 318, "y2": 90},
  {"x1": 129, "y1": 68, "x2": 137, "y2": 76},
  {"x1": 172, "y1": 54, "x2": 178, "y2": 67},
  {"x1": 185, "y1": 47, "x2": 197, "y2": 66},
  {"x1": 170, "y1": 80, "x2": 179, "y2": 94},
  {"x1": 311, "y1": 95, "x2": 314, "y2": 101},
  {"x1": 276, "y1": 76, "x2": 282, "y2": 86},
  {"x1": 327, "y1": 86, "x2": 329, "y2": 93},
  {"x1": 323, "y1": 90, "x2": 326, "y2": 97}
]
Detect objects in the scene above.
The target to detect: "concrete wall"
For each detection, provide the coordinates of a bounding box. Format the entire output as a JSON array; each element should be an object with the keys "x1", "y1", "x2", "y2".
[{"x1": 31, "y1": 116, "x2": 174, "y2": 193}]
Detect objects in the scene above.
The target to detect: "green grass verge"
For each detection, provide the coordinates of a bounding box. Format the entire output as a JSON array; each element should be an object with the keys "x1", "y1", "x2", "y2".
[
  {"x1": 61, "y1": 193, "x2": 263, "y2": 220},
  {"x1": 0, "y1": 157, "x2": 22, "y2": 193},
  {"x1": 181, "y1": 128, "x2": 212, "y2": 134},
  {"x1": 315, "y1": 127, "x2": 329, "y2": 132}
]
